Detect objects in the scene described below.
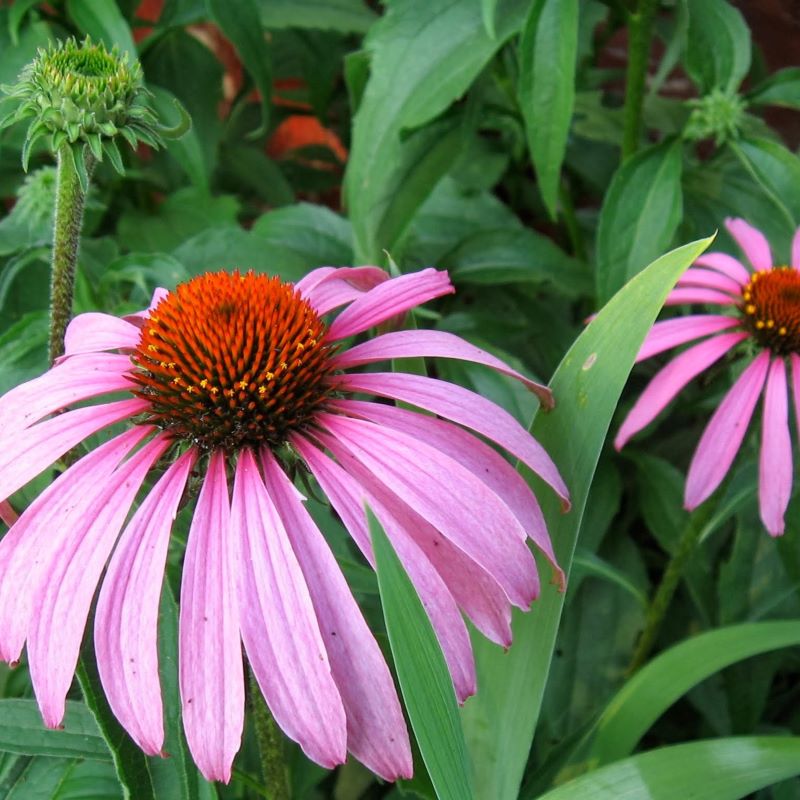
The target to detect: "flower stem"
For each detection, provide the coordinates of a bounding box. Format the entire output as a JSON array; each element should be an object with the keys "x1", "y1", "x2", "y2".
[
  {"x1": 621, "y1": 0, "x2": 658, "y2": 161},
  {"x1": 49, "y1": 144, "x2": 94, "y2": 364},
  {"x1": 627, "y1": 498, "x2": 716, "y2": 674},
  {"x1": 248, "y1": 668, "x2": 291, "y2": 800}
]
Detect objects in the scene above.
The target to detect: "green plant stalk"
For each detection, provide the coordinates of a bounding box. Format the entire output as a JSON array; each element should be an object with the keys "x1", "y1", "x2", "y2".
[
  {"x1": 627, "y1": 498, "x2": 717, "y2": 674},
  {"x1": 621, "y1": 0, "x2": 658, "y2": 161},
  {"x1": 49, "y1": 144, "x2": 94, "y2": 364},
  {"x1": 248, "y1": 668, "x2": 290, "y2": 800}
]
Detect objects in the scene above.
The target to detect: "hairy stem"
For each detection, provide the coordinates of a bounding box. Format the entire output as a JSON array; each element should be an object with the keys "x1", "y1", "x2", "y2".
[
  {"x1": 621, "y1": 0, "x2": 658, "y2": 161},
  {"x1": 249, "y1": 669, "x2": 291, "y2": 800},
  {"x1": 628, "y1": 498, "x2": 716, "y2": 674},
  {"x1": 49, "y1": 145, "x2": 94, "y2": 364}
]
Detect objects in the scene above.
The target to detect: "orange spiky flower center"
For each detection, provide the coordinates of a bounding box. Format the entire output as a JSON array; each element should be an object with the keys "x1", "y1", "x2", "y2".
[
  {"x1": 741, "y1": 267, "x2": 800, "y2": 355},
  {"x1": 131, "y1": 271, "x2": 333, "y2": 450}
]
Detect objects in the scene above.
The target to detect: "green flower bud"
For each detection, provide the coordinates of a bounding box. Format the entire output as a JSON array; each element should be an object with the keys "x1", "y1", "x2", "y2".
[
  {"x1": 0, "y1": 36, "x2": 172, "y2": 188},
  {"x1": 683, "y1": 88, "x2": 747, "y2": 147}
]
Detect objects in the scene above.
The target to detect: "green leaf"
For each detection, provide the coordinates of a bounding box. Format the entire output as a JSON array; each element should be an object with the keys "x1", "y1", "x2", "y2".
[
  {"x1": 77, "y1": 650, "x2": 155, "y2": 800},
  {"x1": 588, "y1": 621, "x2": 800, "y2": 765},
  {"x1": 345, "y1": 0, "x2": 529, "y2": 262},
  {"x1": 0, "y1": 700, "x2": 109, "y2": 761},
  {"x1": 459, "y1": 235, "x2": 714, "y2": 800},
  {"x1": 480, "y1": 0, "x2": 498, "y2": 38},
  {"x1": 251, "y1": 203, "x2": 354, "y2": 267},
  {"x1": 731, "y1": 137, "x2": 800, "y2": 230},
  {"x1": 4, "y1": 758, "x2": 122, "y2": 800},
  {"x1": 536, "y1": 737, "x2": 800, "y2": 800},
  {"x1": 748, "y1": 67, "x2": 800, "y2": 110},
  {"x1": 595, "y1": 138, "x2": 683, "y2": 304},
  {"x1": 443, "y1": 228, "x2": 590, "y2": 298},
  {"x1": 685, "y1": 0, "x2": 750, "y2": 93},
  {"x1": 7, "y1": 0, "x2": 40, "y2": 46},
  {"x1": 369, "y1": 508, "x2": 474, "y2": 800},
  {"x1": 518, "y1": 0, "x2": 579, "y2": 219},
  {"x1": 65, "y1": 0, "x2": 137, "y2": 60},
  {"x1": 259, "y1": 0, "x2": 377, "y2": 34},
  {"x1": 219, "y1": 146, "x2": 294, "y2": 207},
  {"x1": 206, "y1": 0, "x2": 271, "y2": 138}
]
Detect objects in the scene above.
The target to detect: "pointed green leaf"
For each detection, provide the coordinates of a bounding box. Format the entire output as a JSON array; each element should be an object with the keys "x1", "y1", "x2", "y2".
[
  {"x1": 588, "y1": 620, "x2": 800, "y2": 765},
  {"x1": 595, "y1": 138, "x2": 683, "y2": 303},
  {"x1": 103, "y1": 138, "x2": 125, "y2": 175},
  {"x1": 535, "y1": 737, "x2": 800, "y2": 800},
  {"x1": 369, "y1": 508, "x2": 474, "y2": 800},
  {"x1": 460, "y1": 235, "x2": 714, "y2": 800},
  {"x1": 66, "y1": 0, "x2": 137, "y2": 60},
  {"x1": 518, "y1": 0, "x2": 579, "y2": 219}
]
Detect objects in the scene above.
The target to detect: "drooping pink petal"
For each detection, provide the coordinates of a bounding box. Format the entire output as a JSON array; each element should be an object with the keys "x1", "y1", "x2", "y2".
[
  {"x1": 28, "y1": 435, "x2": 169, "y2": 729},
  {"x1": 259, "y1": 451, "x2": 412, "y2": 780},
  {"x1": 331, "y1": 372, "x2": 570, "y2": 509},
  {"x1": 0, "y1": 398, "x2": 148, "y2": 502},
  {"x1": 791, "y1": 354, "x2": 800, "y2": 440},
  {"x1": 94, "y1": 448, "x2": 197, "y2": 756},
  {"x1": 333, "y1": 330, "x2": 553, "y2": 408},
  {"x1": 685, "y1": 351, "x2": 771, "y2": 509},
  {"x1": 759, "y1": 358, "x2": 792, "y2": 536},
  {"x1": 296, "y1": 266, "x2": 389, "y2": 315},
  {"x1": 328, "y1": 446, "x2": 514, "y2": 647},
  {"x1": 616, "y1": 332, "x2": 747, "y2": 449},
  {"x1": 0, "y1": 353, "x2": 134, "y2": 432},
  {"x1": 62, "y1": 313, "x2": 141, "y2": 358},
  {"x1": 726, "y1": 218, "x2": 773, "y2": 271},
  {"x1": 793, "y1": 228, "x2": 800, "y2": 270},
  {"x1": 291, "y1": 433, "x2": 477, "y2": 701},
  {"x1": 315, "y1": 413, "x2": 539, "y2": 609},
  {"x1": 233, "y1": 450, "x2": 347, "y2": 767},
  {"x1": 0, "y1": 427, "x2": 151, "y2": 664},
  {"x1": 694, "y1": 253, "x2": 751, "y2": 285},
  {"x1": 327, "y1": 269, "x2": 454, "y2": 341},
  {"x1": 329, "y1": 398, "x2": 562, "y2": 586},
  {"x1": 676, "y1": 268, "x2": 743, "y2": 295},
  {"x1": 665, "y1": 288, "x2": 737, "y2": 307},
  {"x1": 636, "y1": 316, "x2": 740, "y2": 363},
  {"x1": 180, "y1": 450, "x2": 244, "y2": 784}
]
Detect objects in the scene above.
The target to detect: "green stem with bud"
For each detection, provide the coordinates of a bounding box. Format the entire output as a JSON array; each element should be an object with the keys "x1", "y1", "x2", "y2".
[{"x1": 49, "y1": 144, "x2": 94, "y2": 364}]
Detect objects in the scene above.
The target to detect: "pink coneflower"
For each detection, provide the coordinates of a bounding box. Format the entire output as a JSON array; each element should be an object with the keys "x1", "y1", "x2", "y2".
[
  {"x1": 616, "y1": 218, "x2": 800, "y2": 536},
  {"x1": 0, "y1": 266, "x2": 567, "y2": 782}
]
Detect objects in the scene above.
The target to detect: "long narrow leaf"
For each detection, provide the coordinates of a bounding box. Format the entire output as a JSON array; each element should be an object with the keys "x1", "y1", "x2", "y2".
[{"x1": 460, "y1": 235, "x2": 715, "y2": 800}]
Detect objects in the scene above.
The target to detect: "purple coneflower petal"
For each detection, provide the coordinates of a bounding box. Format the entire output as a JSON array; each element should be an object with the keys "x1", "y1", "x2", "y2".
[
  {"x1": 694, "y1": 253, "x2": 751, "y2": 284},
  {"x1": 0, "y1": 397, "x2": 148, "y2": 502},
  {"x1": 327, "y1": 269, "x2": 454, "y2": 341},
  {"x1": 685, "y1": 350, "x2": 771, "y2": 510},
  {"x1": 124, "y1": 287, "x2": 170, "y2": 322},
  {"x1": 726, "y1": 218, "x2": 773, "y2": 271},
  {"x1": 95, "y1": 448, "x2": 197, "y2": 756},
  {"x1": 292, "y1": 433, "x2": 477, "y2": 701},
  {"x1": 339, "y1": 457, "x2": 514, "y2": 647},
  {"x1": 260, "y1": 451, "x2": 412, "y2": 780},
  {"x1": 233, "y1": 450, "x2": 347, "y2": 767},
  {"x1": 791, "y1": 354, "x2": 800, "y2": 439},
  {"x1": 180, "y1": 450, "x2": 244, "y2": 784},
  {"x1": 792, "y1": 228, "x2": 800, "y2": 270},
  {"x1": 759, "y1": 358, "x2": 792, "y2": 536},
  {"x1": 330, "y1": 398, "x2": 562, "y2": 586},
  {"x1": 62, "y1": 313, "x2": 141, "y2": 357},
  {"x1": 333, "y1": 329, "x2": 553, "y2": 408},
  {"x1": 28, "y1": 435, "x2": 169, "y2": 728},
  {"x1": 665, "y1": 288, "x2": 737, "y2": 307},
  {"x1": 316, "y1": 414, "x2": 539, "y2": 609},
  {"x1": 636, "y1": 316, "x2": 740, "y2": 363},
  {"x1": 0, "y1": 353, "x2": 134, "y2": 432},
  {"x1": 332, "y1": 372, "x2": 570, "y2": 509},
  {"x1": 0, "y1": 427, "x2": 150, "y2": 664},
  {"x1": 616, "y1": 332, "x2": 748, "y2": 449},
  {"x1": 676, "y1": 268, "x2": 743, "y2": 295},
  {"x1": 296, "y1": 266, "x2": 388, "y2": 315}
]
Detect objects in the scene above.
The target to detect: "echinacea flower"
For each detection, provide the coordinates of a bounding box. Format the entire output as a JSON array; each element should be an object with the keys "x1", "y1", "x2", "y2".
[
  {"x1": 0, "y1": 267, "x2": 568, "y2": 782},
  {"x1": 616, "y1": 218, "x2": 800, "y2": 535}
]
